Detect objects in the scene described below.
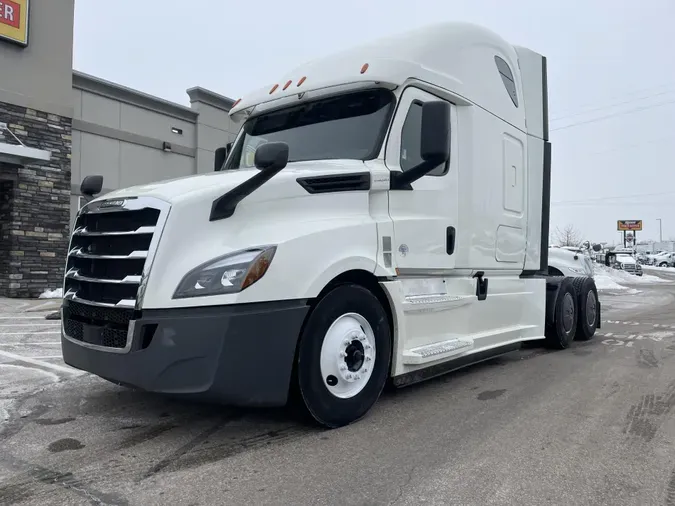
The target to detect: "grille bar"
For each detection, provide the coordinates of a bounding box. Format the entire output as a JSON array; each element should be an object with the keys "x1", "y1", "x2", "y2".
[
  {"x1": 72, "y1": 225, "x2": 157, "y2": 237},
  {"x1": 68, "y1": 247, "x2": 149, "y2": 260},
  {"x1": 65, "y1": 268, "x2": 142, "y2": 285},
  {"x1": 63, "y1": 289, "x2": 136, "y2": 309}
]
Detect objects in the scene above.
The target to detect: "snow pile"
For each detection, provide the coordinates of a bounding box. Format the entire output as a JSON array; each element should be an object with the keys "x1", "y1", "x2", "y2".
[
  {"x1": 39, "y1": 288, "x2": 63, "y2": 299},
  {"x1": 643, "y1": 265, "x2": 675, "y2": 274},
  {"x1": 609, "y1": 269, "x2": 667, "y2": 285},
  {"x1": 593, "y1": 267, "x2": 628, "y2": 291},
  {"x1": 593, "y1": 264, "x2": 668, "y2": 292}
]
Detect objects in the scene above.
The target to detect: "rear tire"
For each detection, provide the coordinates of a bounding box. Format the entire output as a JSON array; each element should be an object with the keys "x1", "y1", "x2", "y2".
[
  {"x1": 296, "y1": 284, "x2": 391, "y2": 428},
  {"x1": 545, "y1": 277, "x2": 578, "y2": 349},
  {"x1": 572, "y1": 276, "x2": 598, "y2": 341}
]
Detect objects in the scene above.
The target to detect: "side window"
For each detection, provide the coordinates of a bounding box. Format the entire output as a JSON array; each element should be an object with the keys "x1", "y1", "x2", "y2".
[{"x1": 399, "y1": 101, "x2": 447, "y2": 177}]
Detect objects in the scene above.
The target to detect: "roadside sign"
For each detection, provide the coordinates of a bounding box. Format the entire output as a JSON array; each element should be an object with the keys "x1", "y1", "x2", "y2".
[
  {"x1": 617, "y1": 220, "x2": 642, "y2": 231},
  {"x1": 0, "y1": 0, "x2": 29, "y2": 47}
]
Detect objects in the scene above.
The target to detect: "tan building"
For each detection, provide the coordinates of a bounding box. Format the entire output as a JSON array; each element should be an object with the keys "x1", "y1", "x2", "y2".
[{"x1": 0, "y1": 0, "x2": 241, "y2": 297}]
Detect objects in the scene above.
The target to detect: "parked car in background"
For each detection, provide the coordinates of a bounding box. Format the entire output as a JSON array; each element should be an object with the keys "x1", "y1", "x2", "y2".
[
  {"x1": 636, "y1": 252, "x2": 650, "y2": 265},
  {"x1": 613, "y1": 254, "x2": 643, "y2": 276},
  {"x1": 651, "y1": 251, "x2": 675, "y2": 267}
]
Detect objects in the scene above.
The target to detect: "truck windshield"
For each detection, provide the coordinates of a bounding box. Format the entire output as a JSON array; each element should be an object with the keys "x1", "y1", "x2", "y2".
[{"x1": 226, "y1": 88, "x2": 395, "y2": 169}]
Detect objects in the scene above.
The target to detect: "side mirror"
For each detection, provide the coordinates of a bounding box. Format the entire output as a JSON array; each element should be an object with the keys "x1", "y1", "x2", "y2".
[
  {"x1": 391, "y1": 101, "x2": 451, "y2": 190},
  {"x1": 214, "y1": 147, "x2": 228, "y2": 172},
  {"x1": 209, "y1": 142, "x2": 290, "y2": 221},
  {"x1": 254, "y1": 142, "x2": 289, "y2": 172},
  {"x1": 420, "y1": 101, "x2": 451, "y2": 163},
  {"x1": 80, "y1": 175, "x2": 103, "y2": 197}
]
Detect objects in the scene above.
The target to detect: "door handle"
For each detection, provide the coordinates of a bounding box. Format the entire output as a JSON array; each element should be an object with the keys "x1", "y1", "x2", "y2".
[{"x1": 446, "y1": 226, "x2": 456, "y2": 255}]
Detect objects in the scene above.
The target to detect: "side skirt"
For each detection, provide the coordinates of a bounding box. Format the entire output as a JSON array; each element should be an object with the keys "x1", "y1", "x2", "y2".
[{"x1": 391, "y1": 342, "x2": 522, "y2": 388}]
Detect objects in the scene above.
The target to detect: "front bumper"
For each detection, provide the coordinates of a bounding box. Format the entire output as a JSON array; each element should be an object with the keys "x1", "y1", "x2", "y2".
[{"x1": 61, "y1": 299, "x2": 309, "y2": 407}]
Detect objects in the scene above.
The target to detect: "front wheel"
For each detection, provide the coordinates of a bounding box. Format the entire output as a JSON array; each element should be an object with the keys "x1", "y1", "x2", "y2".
[
  {"x1": 660, "y1": 262, "x2": 668, "y2": 267},
  {"x1": 296, "y1": 284, "x2": 391, "y2": 428}
]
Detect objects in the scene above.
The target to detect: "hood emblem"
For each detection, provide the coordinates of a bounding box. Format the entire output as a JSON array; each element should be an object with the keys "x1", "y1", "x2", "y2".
[{"x1": 100, "y1": 199, "x2": 126, "y2": 209}]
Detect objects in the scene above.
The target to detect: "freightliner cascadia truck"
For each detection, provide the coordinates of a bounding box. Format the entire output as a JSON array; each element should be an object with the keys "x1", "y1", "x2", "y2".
[{"x1": 61, "y1": 22, "x2": 600, "y2": 428}]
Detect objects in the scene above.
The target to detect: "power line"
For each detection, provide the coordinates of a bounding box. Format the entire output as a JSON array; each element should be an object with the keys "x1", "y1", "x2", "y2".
[
  {"x1": 553, "y1": 201, "x2": 675, "y2": 208},
  {"x1": 551, "y1": 98, "x2": 675, "y2": 132},
  {"x1": 559, "y1": 132, "x2": 675, "y2": 160},
  {"x1": 550, "y1": 80, "x2": 675, "y2": 118},
  {"x1": 552, "y1": 190, "x2": 675, "y2": 206},
  {"x1": 550, "y1": 87, "x2": 675, "y2": 122}
]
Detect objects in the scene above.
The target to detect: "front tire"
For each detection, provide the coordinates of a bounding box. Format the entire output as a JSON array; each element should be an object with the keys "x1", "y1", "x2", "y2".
[{"x1": 296, "y1": 284, "x2": 391, "y2": 428}]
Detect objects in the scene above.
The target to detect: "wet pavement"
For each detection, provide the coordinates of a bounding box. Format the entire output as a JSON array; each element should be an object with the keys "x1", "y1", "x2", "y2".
[{"x1": 2, "y1": 275, "x2": 675, "y2": 505}]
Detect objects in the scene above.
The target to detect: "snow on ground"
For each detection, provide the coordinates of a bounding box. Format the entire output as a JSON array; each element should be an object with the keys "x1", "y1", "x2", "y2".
[
  {"x1": 594, "y1": 264, "x2": 669, "y2": 292},
  {"x1": 39, "y1": 288, "x2": 63, "y2": 299},
  {"x1": 594, "y1": 268, "x2": 628, "y2": 291},
  {"x1": 643, "y1": 265, "x2": 675, "y2": 274}
]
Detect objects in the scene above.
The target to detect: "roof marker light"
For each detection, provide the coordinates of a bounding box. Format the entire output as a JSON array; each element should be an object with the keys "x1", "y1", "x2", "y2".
[
  {"x1": 283, "y1": 80, "x2": 293, "y2": 90},
  {"x1": 269, "y1": 84, "x2": 279, "y2": 94},
  {"x1": 297, "y1": 76, "x2": 307, "y2": 86},
  {"x1": 360, "y1": 63, "x2": 369, "y2": 74},
  {"x1": 232, "y1": 98, "x2": 241, "y2": 108}
]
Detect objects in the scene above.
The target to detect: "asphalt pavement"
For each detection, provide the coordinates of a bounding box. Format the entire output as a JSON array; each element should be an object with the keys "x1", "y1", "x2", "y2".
[{"x1": 2, "y1": 277, "x2": 675, "y2": 506}]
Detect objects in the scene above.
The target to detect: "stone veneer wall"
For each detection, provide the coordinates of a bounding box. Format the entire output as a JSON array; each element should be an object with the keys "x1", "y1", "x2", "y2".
[{"x1": 0, "y1": 101, "x2": 72, "y2": 298}]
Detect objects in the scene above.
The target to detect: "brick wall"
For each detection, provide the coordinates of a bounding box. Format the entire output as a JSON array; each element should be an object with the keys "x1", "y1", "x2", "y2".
[{"x1": 0, "y1": 102, "x2": 72, "y2": 298}]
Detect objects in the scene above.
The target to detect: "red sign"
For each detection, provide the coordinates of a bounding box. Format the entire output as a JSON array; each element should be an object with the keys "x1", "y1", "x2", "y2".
[{"x1": 0, "y1": 1, "x2": 21, "y2": 29}]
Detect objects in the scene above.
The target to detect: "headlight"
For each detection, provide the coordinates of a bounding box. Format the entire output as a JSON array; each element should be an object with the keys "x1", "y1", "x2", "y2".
[{"x1": 173, "y1": 246, "x2": 276, "y2": 299}]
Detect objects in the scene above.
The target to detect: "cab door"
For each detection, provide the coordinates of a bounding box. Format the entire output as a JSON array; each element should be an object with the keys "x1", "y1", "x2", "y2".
[{"x1": 384, "y1": 87, "x2": 458, "y2": 273}]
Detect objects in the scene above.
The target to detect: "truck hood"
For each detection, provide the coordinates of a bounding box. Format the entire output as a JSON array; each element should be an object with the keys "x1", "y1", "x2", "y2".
[{"x1": 96, "y1": 159, "x2": 368, "y2": 204}]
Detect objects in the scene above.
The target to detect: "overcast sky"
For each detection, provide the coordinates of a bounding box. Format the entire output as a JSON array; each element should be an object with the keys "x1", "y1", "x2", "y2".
[{"x1": 72, "y1": 0, "x2": 675, "y2": 245}]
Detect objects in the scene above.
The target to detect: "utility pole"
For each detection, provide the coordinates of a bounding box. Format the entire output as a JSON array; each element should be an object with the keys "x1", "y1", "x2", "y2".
[{"x1": 657, "y1": 218, "x2": 663, "y2": 243}]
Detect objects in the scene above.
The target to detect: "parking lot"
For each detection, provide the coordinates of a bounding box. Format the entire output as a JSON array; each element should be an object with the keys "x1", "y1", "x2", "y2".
[{"x1": 3, "y1": 278, "x2": 675, "y2": 506}]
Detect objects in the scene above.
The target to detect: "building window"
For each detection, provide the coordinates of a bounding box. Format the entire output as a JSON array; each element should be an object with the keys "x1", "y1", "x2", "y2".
[{"x1": 400, "y1": 101, "x2": 448, "y2": 176}]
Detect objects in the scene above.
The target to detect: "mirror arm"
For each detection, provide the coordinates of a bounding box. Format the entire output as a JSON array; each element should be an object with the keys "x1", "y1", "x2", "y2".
[
  {"x1": 390, "y1": 156, "x2": 446, "y2": 190},
  {"x1": 209, "y1": 165, "x2": 284, "y2": 221}
]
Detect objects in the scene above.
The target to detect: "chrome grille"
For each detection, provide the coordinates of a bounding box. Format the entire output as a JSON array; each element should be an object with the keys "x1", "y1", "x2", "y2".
[{"x1": 62, "y1": 196, "x2": 170, "y2": 352}]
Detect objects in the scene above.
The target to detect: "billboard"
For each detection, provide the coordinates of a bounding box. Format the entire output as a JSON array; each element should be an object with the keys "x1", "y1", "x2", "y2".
[
  {"x1": 0, "y1": 0, "x2": 29, "y2": 47},
  {"x1": 617, "y1": 220, "x2": 642, "y2": 231}
]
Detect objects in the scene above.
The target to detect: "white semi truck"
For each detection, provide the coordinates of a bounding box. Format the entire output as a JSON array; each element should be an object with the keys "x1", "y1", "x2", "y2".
[{"x1": 61, "y1": 22, "x2": 600, "y2": 428}]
